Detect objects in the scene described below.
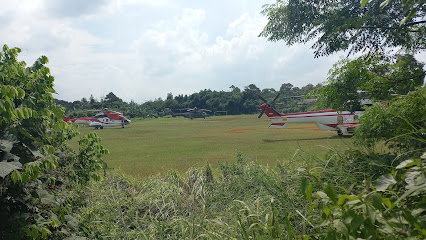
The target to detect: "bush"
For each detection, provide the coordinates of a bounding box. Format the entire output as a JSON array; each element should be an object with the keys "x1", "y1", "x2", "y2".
[
  {"x1": 0, "y1": 45, "x2": 108, "y2": 239},
  {"x1": 300, "y1": 156, "x2": 426, "y2": 239},
  {"x1": 355, "y1": 86, "x2": 426, "y2": 155}
]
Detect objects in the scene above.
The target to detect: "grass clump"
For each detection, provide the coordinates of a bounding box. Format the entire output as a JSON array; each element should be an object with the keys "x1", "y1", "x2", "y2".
[
  {"x1": 64, "y1": 150, "x2": 340, "y2": 238},
  {"x1": 68, "y1": 152, "x2": 308, "y2": 239},
  {"x1": 65, "y1": 146, "x2": 425, "y2": 239}
]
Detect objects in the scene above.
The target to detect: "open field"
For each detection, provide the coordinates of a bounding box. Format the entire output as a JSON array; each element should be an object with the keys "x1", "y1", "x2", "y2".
[{"x1": 72, "y1": 115, "x2": 354, "y2": 178}]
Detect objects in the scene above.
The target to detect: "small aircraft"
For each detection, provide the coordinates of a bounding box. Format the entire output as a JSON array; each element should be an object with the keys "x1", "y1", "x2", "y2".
[
  {"x1": 258, "y1": 93, "x2": 366, "y2": 135},
  {"x1": 64, "y1": 108, "x2": 131, "y2": 129},
  {"x1": 172, "y1": 107, "x2": 211, "y2": 119}
]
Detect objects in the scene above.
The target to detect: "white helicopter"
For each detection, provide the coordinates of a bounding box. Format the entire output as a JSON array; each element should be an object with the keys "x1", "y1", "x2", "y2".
[
  {"x1": 64, "y1": 108, "x2": 131, "y2": 129},
  {"x1": 258, "y1": 93, "x2": 371, "y2": 135}
]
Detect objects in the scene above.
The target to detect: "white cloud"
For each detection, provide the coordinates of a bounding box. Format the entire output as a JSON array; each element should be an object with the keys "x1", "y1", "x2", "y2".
[
  {"x1": 128, "y1": 8, "x2": 275, "y2": 100},
  {"x1": 0, "y1": 0, "x2": 342, "y2": 103}
]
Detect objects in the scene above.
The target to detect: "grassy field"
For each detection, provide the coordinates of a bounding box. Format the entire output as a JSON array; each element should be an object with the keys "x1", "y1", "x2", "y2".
[{"x1": 72, "y1": 115, "x2": 354, "y2": 178}]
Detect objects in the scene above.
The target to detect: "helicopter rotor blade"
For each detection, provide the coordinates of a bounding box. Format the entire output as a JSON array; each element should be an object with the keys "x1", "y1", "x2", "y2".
[
  {"x1": 271, "y1": 107, "x2": 282, "y2": 116},
  {"x1": 258, "y1": 108, "x2": 266, "y2": 118},
  {"x1": 256, "y1": 93, "x2": 282, "y2": 118},
  {"x1": 256, "y1": 94, "x2": 269, "y2": 104},
  {"x1": 270, "y1": 93, "x2": 281, "y2": 104}
]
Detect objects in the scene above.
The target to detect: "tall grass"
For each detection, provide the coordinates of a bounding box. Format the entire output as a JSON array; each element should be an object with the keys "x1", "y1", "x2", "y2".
[{"x1": 66, "y1": 147, "x2": 379, "y2": 239}]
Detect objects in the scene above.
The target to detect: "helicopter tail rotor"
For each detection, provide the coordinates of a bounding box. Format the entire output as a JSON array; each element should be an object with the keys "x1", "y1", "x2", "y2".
[{"x1": 257, "y1": 93, "x2": 282, "y2": 118}]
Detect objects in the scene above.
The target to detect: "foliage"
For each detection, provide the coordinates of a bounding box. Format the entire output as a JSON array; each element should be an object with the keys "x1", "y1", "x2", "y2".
[
  {"x1": 260, "y1": 0, "x2": 426, "y2": 57},
  {"x1": 355, "y1": 85, "x2": 426, "y2": 154},
  {"x1": 362, "y1": 0, "x2": 425, "y2": 26},
  {"x1": 314, "y1": 54, "x2": 425, "y2": 111},
  {"x1": 57, "y1": 82, "x2": 321, "y2": 119},
  {"x1": 0, "y1": 45, "x2": 108, "y2": 239},
  {"x1": 300, "y1": 156, "x2": 426, "y2": 239},
  {"x1": 68, "y1": 145, "x2": 425, "y2": 240},
  {"x1": 67, "y1": 153, "x2": 308, "y2": 239}
]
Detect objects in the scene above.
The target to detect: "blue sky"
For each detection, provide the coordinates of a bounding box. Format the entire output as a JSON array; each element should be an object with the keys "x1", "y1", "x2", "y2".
[{"x1": 1, "y1": 0, "x2": 425, "y2": 103}]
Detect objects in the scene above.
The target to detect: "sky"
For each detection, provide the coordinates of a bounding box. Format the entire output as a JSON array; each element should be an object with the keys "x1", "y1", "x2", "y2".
[{"x1": 1, "y1": 0, "x2": 425, "y2": 103}]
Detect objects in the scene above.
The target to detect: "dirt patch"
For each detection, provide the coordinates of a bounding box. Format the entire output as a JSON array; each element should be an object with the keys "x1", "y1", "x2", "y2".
[{"x1": 228, "y1": 128, "x2": 256, "y2": 133}]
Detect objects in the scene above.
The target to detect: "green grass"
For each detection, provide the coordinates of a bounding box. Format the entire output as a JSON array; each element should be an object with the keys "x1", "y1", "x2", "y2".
[{"x1": 71, "y1": 115, "x2": 353, "y2": 178}]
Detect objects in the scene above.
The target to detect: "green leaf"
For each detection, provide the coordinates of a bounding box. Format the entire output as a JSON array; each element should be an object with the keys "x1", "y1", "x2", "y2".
[
  {"x1": 0, "y1": 161, "x2": 21, "y2": 178},
  {"x1": 396, "y1": 183, "x2": 426, "y2": 204},
  {"x1": 17, "y1": 87, "x2": 25, "y2": 98},
  {"x1": 15, "y1": 108, "x2": 23, "y2": 119},
  {"x1": 50, "y1": 213, "x2": 60, "y2": 228},
  {"x1": 51, "y1": 106, "x2": 64, "y2": 120},
  {"x1": 307, "y1": 184, "x2": 313, "y2": 203},
  {"x1": 405, "y1": 171, "x2": 421, "y2": 187},
  {"x1": 325, "y1": 184, "x2": 338, "y2": 204},
  {"x1": 314, "y1": 191, "x2": 328, "y2": 199},
  {"x1": 380, "y1": 0, "x2": 391, "y2": 8},
  {"x1": 64, "y1": 215, "x2": 79, "y2": 231},
  {"x1": 326, "y1": 231, "x2": 337, "y2": 240},
  {"x1": 351, "y1": 214, "x2": 364, "y2": 231},
  {"x1": 382, "y1": 198, "x2": 393, "y2": 210},
  {"x1": 361, "y1": 0, "x2": 370, "y2": 8},
  {"x1": 334, "y1": 220, "x2": 348, "y2": 238},
  {"x1": 371, "y1": 193, "x2": 383, "y2": 210},
  {"x1": 374, "y1": 174, "x2": 396, "y2": 191},
  {"x1": 236, "y1": 214, "x2": 249, "y2": 240},
  {"x1": 338, "y1": 195, "x2": 353, "y2": 205},
  {"x1": 301, "y1": 178, "x2": 307, "y2": 196},
  {"x1": 36, "y1": 189, "x2": 55, "y2": 205},
  {"x1": 366, "y1": 205, "x2": 376, "y2": 224},
  {"x1": 10, "y1": 169, "x2": 22, "y2": 182},
  {"x1": 396, "y1": 159, "x2": 416, "y2": 169}
]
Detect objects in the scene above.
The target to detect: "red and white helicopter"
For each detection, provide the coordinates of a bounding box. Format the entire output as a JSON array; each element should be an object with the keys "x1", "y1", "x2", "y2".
[
  {"x1": 64, "y1": 108, "x2": 131, "y2": 129},
  {"x1": 258, "y1": 94, "x2": 369, "y2": 135}
]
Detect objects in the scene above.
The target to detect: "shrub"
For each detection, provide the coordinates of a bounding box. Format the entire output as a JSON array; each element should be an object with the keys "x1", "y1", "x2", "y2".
[
  {"x1": 0, "y1": 45, "x2": 108, "y2": 239},
  {"x1": 355, "y1": 86, "x2": 426, "y2": 155}
]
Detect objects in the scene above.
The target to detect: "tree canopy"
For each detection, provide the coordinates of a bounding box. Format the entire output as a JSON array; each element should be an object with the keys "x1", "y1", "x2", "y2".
[
  {"x1": 314, "y1": 53, "x2": 425, "y2": 111},
  {"x1": 260, "y1": 0, "x2": 426, "y2": 57},
  {"x1": 56, "y1": 82, "x2": 321, "y2": 119}
]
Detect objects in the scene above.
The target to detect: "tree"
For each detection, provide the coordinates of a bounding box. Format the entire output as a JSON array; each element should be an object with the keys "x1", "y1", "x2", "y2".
[
  {"x1": 242, "y1": 84, "x2": 261, "y2": 114},
  {"x1": 165, "y1": 98, "x2": 180, "y2": 111},
  {"x1": 279, "y1": 83, "x2": 294, "y2": 96},
  {"x1": 355, "y1": 85, "x2": 426, "y2": 154},
  {"x1": 166, "y1": 92, "x2": 173, "y2": 100},
  {"x1": 362, "y1": 0, "x2": 425, "y2": 25},
  {"x1": 104, "y1": 92, "x2": 122, "y2": 104},
  {"x1": 260, "y1": 0, "x2": 425, "y2": 57},
  {"x1": 0, "y1": 45, "x2": 108, "y2": 238},
  {"x1": 315, "y1": 54, "x2": 425, "y2": 111},
  {"x1": 81, "y1": 97, "x2": 88, "y2": 109},
  {"x1": 89, "y1": 94, "x2": 96, "y2": 104}
]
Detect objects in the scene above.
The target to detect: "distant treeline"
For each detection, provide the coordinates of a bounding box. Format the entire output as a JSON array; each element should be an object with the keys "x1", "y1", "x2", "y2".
[{"x1": 55, "y1": 83, "x2": 321, "y2": 118}]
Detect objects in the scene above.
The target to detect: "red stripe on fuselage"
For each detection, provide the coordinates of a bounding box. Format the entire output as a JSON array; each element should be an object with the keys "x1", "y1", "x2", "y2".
[
  {"x1": 283, "y1": 109, "x2": 336, "y2": 115},
  {"x1": 285, "y1": 113, "x2": 354, "y2": 119}
]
